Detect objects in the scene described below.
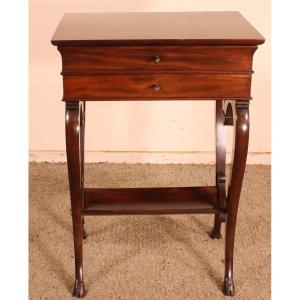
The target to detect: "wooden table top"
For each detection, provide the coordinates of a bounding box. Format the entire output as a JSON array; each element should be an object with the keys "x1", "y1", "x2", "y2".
[{"x1": 51, "y1": 12, "x2": 264, "y2": 46}]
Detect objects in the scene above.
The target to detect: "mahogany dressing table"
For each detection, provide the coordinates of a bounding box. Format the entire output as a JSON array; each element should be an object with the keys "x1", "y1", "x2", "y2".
[{"x1": 51, "y1": 12, "x2": 264, "y2": 297}]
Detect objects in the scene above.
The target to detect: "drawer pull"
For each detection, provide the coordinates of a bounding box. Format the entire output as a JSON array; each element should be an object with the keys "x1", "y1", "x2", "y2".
[
  {"x1": 154, "y1": 55, "x2": 160, "y2": 63},
  {"x1": 153, "y1": 84, "x2": 160, "y2": 92}
]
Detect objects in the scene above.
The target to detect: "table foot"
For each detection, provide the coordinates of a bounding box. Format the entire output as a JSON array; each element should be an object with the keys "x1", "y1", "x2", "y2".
[
  {"x1": 223, "y1": 276, "x2": 235, "y2": 296},
  {"x1": 73, "y1": 279, "x2": 86, "y2": 298},
  {"x1": 83, "y1": 228, "x2": 87, "y2": 240},
  {"x1": 82, "y1": 217, "x2": 87, "y2": 239},
  {"x1": 209, "y1": 227, "x2": 222, "y2": 240}
]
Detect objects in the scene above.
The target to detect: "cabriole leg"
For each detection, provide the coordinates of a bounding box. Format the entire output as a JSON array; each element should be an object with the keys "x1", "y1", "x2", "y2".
[
  {"x1": 223, "y1": 101, "x2": 249, "y2": 296},
  {"x1": 66, "y1": 101, "x2": 86, "y2": 298}
]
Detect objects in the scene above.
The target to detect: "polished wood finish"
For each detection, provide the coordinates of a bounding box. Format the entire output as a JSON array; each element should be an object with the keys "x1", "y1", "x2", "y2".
[
  {"x1": 62, "y1": 73, "x2": 252, "y2": 100},
  {"x1": 210, "y1": 101, "x2": 227, "y2": 239},
  {"x1": 51, "y1": 12, "x2": 264, "y2": 46},
  {"x1": 223, "y1": 100, "x2": 250, "y2": 296},
  {"x1": 83, "y1": 186, "x2": 220, "y2": 215},
  {"x1": 65, "y1": 101, "x2": 86, "y2": 297},
  {"x1": 80, "y1": 102, "x2": 87, "y2": 240},
  {"x1": 58, "y1": 46, "x2": 256, "y2": 74},
  {"x1": 53, "y1": 12, "x2": 263, "y2": 102},
  {"x1": 52, "y1": 12, "x2": 264, "y2": 298}
]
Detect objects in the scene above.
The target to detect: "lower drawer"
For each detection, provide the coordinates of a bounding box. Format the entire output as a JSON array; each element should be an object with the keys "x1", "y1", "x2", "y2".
[{"x1": 62, "y1": 73, "x2": 251, "y2": 100}]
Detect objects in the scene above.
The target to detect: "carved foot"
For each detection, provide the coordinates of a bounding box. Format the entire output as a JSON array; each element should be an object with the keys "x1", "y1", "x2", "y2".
[
  {"x1": 73, "y1": 279, "x2": 86, "y2": 298},
  {"x1": 83, "y1": 229, "x2": 87, "y2": 240},
  {"x1": 209, "y1": 228, "x2": 222, "y2": 240},
  {"x1": 223, "y1": 276, "x2": 235, "y2": 296}
]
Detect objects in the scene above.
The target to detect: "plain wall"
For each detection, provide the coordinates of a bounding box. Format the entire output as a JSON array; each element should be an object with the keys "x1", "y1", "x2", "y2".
[{"x1": 29, "y1": 0, "x2": 270, "y2": 163}]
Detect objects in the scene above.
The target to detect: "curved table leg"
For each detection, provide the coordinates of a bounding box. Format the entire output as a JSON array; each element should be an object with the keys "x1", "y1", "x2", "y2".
[
  {"x1": 210, "y1": 101, "x2": 227, "y2": 239},
  {"x1": 223, "y1": 100, "x2": 249, "y2": 296},
  {"x1": 66, "y1": 101, "x2": 86, "y2": 298},
  {"x1": 80, "y1": 102, "x2": 87, "y2": 240}
]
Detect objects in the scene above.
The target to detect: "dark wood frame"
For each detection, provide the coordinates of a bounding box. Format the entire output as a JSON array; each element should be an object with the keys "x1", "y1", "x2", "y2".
[
  {"x1": 51, "y1": 11, "x2": 264, "y2": 298},
  {"x1": 65, "y1": 99, "x2": 249, "y2": 297}
]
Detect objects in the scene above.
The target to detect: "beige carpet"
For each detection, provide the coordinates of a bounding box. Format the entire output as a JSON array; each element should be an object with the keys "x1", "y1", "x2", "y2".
[{"x1": 29, "y1": 163, "x2": 270, "y2": 300}]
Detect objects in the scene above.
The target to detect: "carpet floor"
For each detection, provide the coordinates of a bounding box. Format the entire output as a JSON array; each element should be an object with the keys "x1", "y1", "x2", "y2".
[{"x1": 29, "y1": 163, "x2": 270, "y2": 300}]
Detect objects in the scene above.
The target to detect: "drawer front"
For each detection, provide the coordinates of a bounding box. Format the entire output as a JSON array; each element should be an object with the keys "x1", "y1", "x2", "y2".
[
  {"x1": 59, "y1": 46, "x2": 256, "y2": 74},
  {"x1": 63, "y1": 74, "x2": 251, "y2": 100}
]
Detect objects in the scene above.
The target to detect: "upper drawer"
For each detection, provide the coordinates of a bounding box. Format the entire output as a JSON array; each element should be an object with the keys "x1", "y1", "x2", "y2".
[{"x1": 58, "y1": 46, "x2": 256, "y2": 74}]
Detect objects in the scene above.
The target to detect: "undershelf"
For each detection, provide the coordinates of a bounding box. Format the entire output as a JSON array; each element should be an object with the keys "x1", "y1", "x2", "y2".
[{"x1": 83, "y1": 186, "x2": 221, "y2": 215}]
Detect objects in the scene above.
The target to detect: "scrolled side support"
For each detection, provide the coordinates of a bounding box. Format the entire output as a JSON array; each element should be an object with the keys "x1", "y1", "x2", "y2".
[{"x1": 210, "y1": 100, "x2": 227, "y2": 239}]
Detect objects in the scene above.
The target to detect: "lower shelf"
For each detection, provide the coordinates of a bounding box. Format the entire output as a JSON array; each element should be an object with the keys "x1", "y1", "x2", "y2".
[{"x1": 82, "y1": 186, "x2": 222, "y2": 216}]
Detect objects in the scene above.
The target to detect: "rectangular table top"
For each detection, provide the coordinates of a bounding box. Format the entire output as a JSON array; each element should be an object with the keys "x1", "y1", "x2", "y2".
[{"x1": 51, "y1": 12, "x2": 264, "y2": 46}]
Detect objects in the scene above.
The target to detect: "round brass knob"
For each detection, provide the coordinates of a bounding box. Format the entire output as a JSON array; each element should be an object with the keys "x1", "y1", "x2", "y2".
[
  {"x1": 154, "y1": 55, "x2": 160, "y2": 63},
  {"x1": 153, "y1": 84, "x2": 160, "y2": 92}
]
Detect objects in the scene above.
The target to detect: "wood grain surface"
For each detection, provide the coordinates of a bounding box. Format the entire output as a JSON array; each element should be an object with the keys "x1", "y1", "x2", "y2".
[
  {"x1": 51, "y1": 12, "x2": 265, "y2": 46},
  {"x1": 59, "y1": 45, "x2": 256, "y2": 74},
  {"x1": 62, "y1": 73, "x2": 251, "y2": 100}
]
